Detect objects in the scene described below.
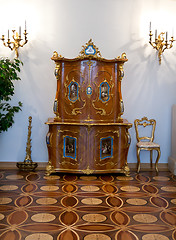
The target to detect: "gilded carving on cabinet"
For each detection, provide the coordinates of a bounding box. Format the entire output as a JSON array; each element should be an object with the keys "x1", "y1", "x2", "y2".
[
  {"x1": 54, "y1": 63, "x2": 61, "y2": 80},
  {"x1": 46, "y1": 160, "x2": 55, "y2": 176},
  {"x1": 82, "y1": 165, "x2": 94, "y2": 175},
  {"x1": 78, "y1": 39, "x2": 102, "y2": 59},
  {"x1": 46, "y1": 132, "x2": 53, "y2": 147}
]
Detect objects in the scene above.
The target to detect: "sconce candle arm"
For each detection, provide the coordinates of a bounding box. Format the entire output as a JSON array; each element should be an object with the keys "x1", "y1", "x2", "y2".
[{"x1": 149, "y1": 30, "x2": 175, "y2": 64}]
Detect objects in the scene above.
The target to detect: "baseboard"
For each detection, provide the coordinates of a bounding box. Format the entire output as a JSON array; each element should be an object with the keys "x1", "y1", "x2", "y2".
[
  {"x1": 0, "y1": 161, "x2": 169, "y2": 172},
  {"x1": 128, "y1": 163, "x2": 168, "y2": 171}
]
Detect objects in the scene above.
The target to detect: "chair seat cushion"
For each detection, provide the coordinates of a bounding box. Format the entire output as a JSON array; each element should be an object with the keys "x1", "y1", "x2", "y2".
[{"x1": 137, "y1": 141, "x2": 160, "y2": 148}]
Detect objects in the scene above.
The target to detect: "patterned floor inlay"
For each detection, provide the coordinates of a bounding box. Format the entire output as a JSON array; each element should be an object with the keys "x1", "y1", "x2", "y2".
[{"x1": 0, "y1": 170, "x2": 176, "y2": 240}]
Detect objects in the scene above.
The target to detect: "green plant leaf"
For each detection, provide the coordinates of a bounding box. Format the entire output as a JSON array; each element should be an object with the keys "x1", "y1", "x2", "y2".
[{"x1": 0, "y1": 57, "x2": 23, "y2": 133}]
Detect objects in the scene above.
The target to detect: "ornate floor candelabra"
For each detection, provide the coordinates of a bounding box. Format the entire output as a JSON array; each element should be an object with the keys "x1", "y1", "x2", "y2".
[
  {"x1": 17, "y1": 116, "x2": 38, "y2": 171},
  {"x1": 1, "y1": 23, "x2": 28, "y2": 58},
  {"x1": 149, "y1": 23, "x2": 175, "y2": 64}
]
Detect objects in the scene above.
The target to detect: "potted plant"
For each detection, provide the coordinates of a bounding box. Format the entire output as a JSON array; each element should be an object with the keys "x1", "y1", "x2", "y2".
[{"x1": 0, "y1": 58, "x2": 23, "y2": 133}]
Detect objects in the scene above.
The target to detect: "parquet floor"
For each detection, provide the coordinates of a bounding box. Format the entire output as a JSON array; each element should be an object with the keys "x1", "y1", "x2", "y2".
[{"x1": 0, "y1": 169, "x2": 176, "y2": 240}]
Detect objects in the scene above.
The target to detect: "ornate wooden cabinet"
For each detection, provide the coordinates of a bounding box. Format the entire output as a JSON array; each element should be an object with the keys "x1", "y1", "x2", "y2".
[{"x1": 46, "y1": 39, "x2": 132, "y2": 175}]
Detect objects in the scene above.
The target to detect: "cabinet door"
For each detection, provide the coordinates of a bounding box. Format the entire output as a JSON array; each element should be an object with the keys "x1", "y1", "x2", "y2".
[
  {"x1": 47, "y1": 125, "x2": 87, "y2": 172},
  {"x1": 89, "y1": 125, "x2": 130, "y2": 171},
  {"x1": 89, "y1": 61, "x2": 118, "y2": 121},
  {"x1": 58, "y1": 61, "x2": 88, "y2": 121}
]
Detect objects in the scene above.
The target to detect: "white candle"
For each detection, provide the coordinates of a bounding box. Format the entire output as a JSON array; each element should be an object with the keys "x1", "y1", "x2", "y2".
[
  {"x1": 149, "y1": 22, "x2": 151, "y2": 31},
  {"x1": 166, "y1": 32, "x2": 168, "y2": 41}
]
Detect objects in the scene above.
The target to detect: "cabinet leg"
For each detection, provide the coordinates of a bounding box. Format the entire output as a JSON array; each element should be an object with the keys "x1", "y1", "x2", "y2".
[
  {"x1": 137, "y1": 147, "x2": 141, "y2": 173},
  {"x1": 45, "y1": 160, "x2": 55, "y2": 176},
  {"x1": 123, "y1": 162, "x2": 130, "y2": 176},
  {"x1": 155, "y1": 148, "x2": 161, "y2": 173}
]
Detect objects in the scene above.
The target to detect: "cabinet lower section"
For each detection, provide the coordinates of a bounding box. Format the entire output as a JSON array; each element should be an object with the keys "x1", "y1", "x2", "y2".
[{"x1": 46, "y1": 120, "x2": 132, "y2": 175}]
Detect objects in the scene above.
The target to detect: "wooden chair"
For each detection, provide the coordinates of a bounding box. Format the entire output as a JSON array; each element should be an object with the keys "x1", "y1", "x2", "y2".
[{"x1": 134, "y1": 117, "x2": 161, "y2": 173}]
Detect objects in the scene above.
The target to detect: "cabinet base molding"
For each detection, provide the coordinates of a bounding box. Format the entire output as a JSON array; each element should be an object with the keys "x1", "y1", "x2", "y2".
[{"x1": 0, "y1": 162, "x2": 168, "y2": 172}]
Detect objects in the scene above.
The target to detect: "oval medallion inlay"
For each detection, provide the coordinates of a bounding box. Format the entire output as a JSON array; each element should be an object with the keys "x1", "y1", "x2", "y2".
[
  {"x1": 161, "y1": 186, "x2": 176, "y2": 192},
  {"x1": 43, "y1": 175, "x2": 60, "y2": 180},
  {"x1": 36, "y1": 198, "x2": 57, "y2": 205},
  {"x1": 82, "y1": 213, "x2": 106, "y2": 223},
  {"x1": 120, "y1": 186, "x2": 140, "y2": 192},
  {"x1": 25, "y1": 233, "x2": 53, "y2": 240},
  {"x1": 133, "y1": 214, "x2": 157, "y2": 223},
  {"x1": 126, "y1": 198, "x2": 147, "y2": 206},
  {"x1": 84, "y1": 233, "x2": 111, "y2": 240},
  {"x1": 6, "y1": 174, "x2": 23, "y2": 180},
  {"x1": 142, "y1": 234, "x2": 169, "y2": 240},
  {"x1": 0, "y1": 213, "x2": 5, "y2": 221},
  {"x1": 40, "y1": 186, "x2": 59, "y2": 191},
  {"x1": 81, "y1": 198, "x2": 102, "y2": 205},
  {"x1": 171, "y1": 199, "x2": 176, "y2": 204},
  {"x1": 81, "y1": 186, "x2": 100, "y2": 192},
  {"x1": 0, "y1": 185, "x2": 18, "y2": 191},
  {"x1": 153, "y1": 176, "x2": 170, "y2": 181},
  {"x1": 31, "y1": 213, "x2": 56, "y2": 222},
  {"x1": 0, "y1": 197, "x2": 12, "y2": 204},
  {"x1": 116, "y1": 176, "x2": 133, "y2": 181}
]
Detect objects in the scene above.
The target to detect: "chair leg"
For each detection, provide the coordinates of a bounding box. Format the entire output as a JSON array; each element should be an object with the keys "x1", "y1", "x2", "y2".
[
  {"x1": 155, "y1": 148, "x2": 161, "y2": 173},
  {"x1": 136, "y1": 147, "x2": 141, "y2": 173},
  {"x1": 150, "y1": 150, "x2": 153, "y2": 169}
]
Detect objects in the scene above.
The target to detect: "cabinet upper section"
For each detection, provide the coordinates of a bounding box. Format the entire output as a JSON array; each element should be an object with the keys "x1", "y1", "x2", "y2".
[{"x1": 52, "y1": 39, "x2": 128, "y2": 123}]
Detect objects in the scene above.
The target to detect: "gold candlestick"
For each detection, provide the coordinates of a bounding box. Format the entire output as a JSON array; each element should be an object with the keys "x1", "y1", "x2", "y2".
[
  {"x1": 1, "y1": 24, "x2": 28, "y2": 58},
  {"x1": 17, "y1": 116, "x2": 38, "y2": 171},
  {"x1": 149, "y1": 23, "x2": 175, "y2": 64}
]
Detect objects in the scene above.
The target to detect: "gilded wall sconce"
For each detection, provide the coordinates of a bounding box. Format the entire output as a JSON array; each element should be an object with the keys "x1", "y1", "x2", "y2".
[
  {"x1": 1, "y1": 21, "x2": 28, "y2": 58},
  {"x1": 149, "y1": 22, "x2": 175, "y2": 64}
]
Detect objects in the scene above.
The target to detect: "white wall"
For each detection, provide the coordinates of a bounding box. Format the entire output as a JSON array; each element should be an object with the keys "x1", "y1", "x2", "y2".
[{"x1": 0, "y1": 0, "x2": 176, "y2": 165}]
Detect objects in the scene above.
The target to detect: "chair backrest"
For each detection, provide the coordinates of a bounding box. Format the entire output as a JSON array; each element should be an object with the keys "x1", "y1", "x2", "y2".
[{"x1": 134, "y1": 117, "x2": 156, "y2": 142}]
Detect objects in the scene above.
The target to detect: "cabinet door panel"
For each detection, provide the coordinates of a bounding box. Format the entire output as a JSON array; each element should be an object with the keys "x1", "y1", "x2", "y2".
[
  {"x1": 89, "y1": 125, "x2": 130, "y2": 171},
  {"x1": 47, "y1": 125, "x2": 87, "y2": 171}
]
